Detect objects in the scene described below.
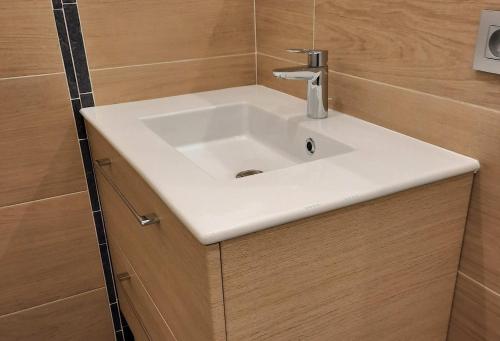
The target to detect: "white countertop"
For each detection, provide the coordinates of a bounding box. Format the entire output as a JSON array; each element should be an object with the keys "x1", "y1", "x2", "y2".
[{"x1": 82, "y1": 86, "x2": 479, "y2": 244}]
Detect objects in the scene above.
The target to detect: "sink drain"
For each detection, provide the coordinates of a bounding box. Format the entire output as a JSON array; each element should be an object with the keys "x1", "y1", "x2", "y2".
[{"x1": 236, "y1": 169, "x2": 263, "y2": 178}]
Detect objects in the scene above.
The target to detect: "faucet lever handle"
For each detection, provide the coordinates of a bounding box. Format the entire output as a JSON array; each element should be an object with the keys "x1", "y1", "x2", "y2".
[{"x1": 286, "y1": 48, "x2": 328, "y2": 67}]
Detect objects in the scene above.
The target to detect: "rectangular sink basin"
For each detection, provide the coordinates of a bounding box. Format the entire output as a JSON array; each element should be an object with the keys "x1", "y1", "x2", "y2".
[
  {"x1": 80, "y1": 85, "x2": 479, "y2": 244},
  {"x1": 141, "y1": 103, "x2": 353, "y2": 180}
]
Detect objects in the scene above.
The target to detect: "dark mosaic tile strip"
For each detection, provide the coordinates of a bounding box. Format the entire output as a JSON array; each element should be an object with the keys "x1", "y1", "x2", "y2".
[
  {"x1": 81, "y1": 92, "x2": 95, "y2": 108},
  {"x1": 120, "y1": 312, "x2": 128, "y2": 327},
  {"x1": 79, "y1": 139, "x2": 100, "y2": 211},
  {"x1": 63, "y1": 4, "x2": 92, "y2": 93},
  {"x1": 93, "y1": 210, "x2": 107, "y2": 245},
  {"x1": 53, "y1": 1, "x2": 123, "y2": 335},
  {"x1": 52, "y1": 0, "x2": 62, "y2": 10},
  {"x1": 123, "y1": 325, "x2": 135, "y2": 341},
  {"x1": 71, "y1": 98, "x2": 87, "y2": 139},
  {"x1": 53, "y1": 9, "x2": 78, "y2": 98},
  {"x1": 115, "y1": 330, "x2": 125, "y2": 341},
  {"x1": 99, "y1": 243, "x2": 117, "y2": 304},
  {"x1": 110, "y1": 303, "x2": 123, "y2": 332}
]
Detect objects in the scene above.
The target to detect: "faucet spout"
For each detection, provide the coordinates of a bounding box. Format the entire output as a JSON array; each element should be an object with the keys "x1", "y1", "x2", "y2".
[
  {"x1": 272, "y1": 67, "x2": 323, "y2": 81},
  {"x1": 272, "y1": 49, "x2": 329, "y2": 119}
]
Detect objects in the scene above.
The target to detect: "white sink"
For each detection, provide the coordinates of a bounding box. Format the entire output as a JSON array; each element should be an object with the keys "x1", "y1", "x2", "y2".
[
  {"x1": 141, "y1": 103, "x2": 353, "y2": 180},
  {"x1": 81, "y1": 85, "x2": 479, "y2": 244}
]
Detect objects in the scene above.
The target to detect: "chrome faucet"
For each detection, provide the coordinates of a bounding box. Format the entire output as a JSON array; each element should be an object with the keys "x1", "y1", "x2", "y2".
[{"x1": 273, "y1": 49, "x2": 329, "y2": 119}]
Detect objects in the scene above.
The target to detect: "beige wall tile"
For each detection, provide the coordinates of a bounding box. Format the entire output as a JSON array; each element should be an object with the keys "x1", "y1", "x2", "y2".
[
  {"x1": 329, "y1": 70, "x2": 481, "y2": 156},
  {"x1": 79, "y1": 0, "x2": 255, "y2": 69},
  {"x1": 0, "y1": 1, "x2": 63, "y2": 78},
  {"x1": 0, "y1": 74, "x2": 87, "y2": 207},
  {"x1": 448, "y1": 273, "x2": 500, "y2": 341},
  {"x1": 0, "y1": 192, "x2": 104, "y2": 315},
  {"x1": 91, "y1": 54, "x2": 256, "y2": 105},
  {"x1": 0, "y1": 288, "x2": 114, "y2": 340},
  {"x1": 460, "y1": 110, "x2": 500, "y2": 293},
  {"x1": 256, "y1": 0, "x2": 314, "y2": 62},
  {"x1": 315, "y1": 0, "x2": 500, "y2": 111}
]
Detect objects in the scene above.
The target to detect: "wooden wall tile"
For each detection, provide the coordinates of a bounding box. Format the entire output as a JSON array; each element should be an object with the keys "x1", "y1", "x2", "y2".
[
  {"x1": 460, "y1": 111, "x2": 500, "y2": 293},
  {"x1": 0, "y1": 74, "x2": 86, "y2": 207},
  {"x1": 0, "y1": 1, "x2": 63, "y2": 78},
  {"x1": 91, "y1": 54, "x2": 256, "y2": 105},
  {"x1": 0, "y1": 288, "x2": 114, "y2": 341},
  {"x1": 328, "y1": 70, "x2": 482, "y2": 156},
  {"x1": 79, "y1": 0, "x2": 255, "y2": 69},
  {"x1": 0, "y1": 192, "x2": 104, "y2": 315},
  {"x1": 448, "y1": 273, "x2": 500, "y2": 341},
  {"x1": 315, "y1": 0, "x2": 500, "y2": 111},
  {"x1": 256, "y1": 0, "x2": 314, "y2": 62}
]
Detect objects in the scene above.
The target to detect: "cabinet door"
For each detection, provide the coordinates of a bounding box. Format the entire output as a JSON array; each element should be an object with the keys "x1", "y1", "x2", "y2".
[
  {"x1": 220, "y1": 175, "x2": 473, "y2": 341},
  {"x1": 108, "y1": 238, "x2": 174, "y2": 341},
  {"x1": 88, "y1": 125, "x2": 226, "y2": 341}
]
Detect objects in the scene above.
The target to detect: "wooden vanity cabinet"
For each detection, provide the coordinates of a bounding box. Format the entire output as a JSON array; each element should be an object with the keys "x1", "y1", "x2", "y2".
[{"x1": 88, "y1": 125, "x2": 474, "y2": 341}]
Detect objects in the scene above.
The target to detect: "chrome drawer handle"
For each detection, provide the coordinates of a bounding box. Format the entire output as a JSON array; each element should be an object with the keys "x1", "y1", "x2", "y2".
[{"x1": 94, "y1": 158, "x2": 160, "y2": 227}]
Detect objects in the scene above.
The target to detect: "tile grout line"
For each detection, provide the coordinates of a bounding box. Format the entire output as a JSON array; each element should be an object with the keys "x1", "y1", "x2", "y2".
[
  {"x1": 458, "y1": 271, "x2": 500, "y2": 297},
  {"x1": 0, "y1": 72, "x2": 66, "y2": 82},
  {"x1": 253, "y1": 0, "x2": 258, "y2": 84},
  {"x1": 312, "y1": 0, "x2": 316, "y2": 49},
  {"x1": 0, "y1": 286, "x2": 106, "y2": 319},
  {"x1": 0, "y1": 190, "x2": 89, "y2": 210},
  {"x1": 90, "y1": 52, "x2": 257, "y2": 72}
]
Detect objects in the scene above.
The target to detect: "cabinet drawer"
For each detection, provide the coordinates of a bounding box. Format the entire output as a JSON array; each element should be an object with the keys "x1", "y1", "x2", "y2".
[
  {"x1": 108, "y1": 238, "x2": 174, "y2": 341},
  {"x1": 87, "y1": 125, "x2": 226, "y2": 341}
]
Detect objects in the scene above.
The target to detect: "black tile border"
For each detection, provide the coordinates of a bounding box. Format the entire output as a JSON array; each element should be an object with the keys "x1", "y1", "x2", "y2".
[
  {"x1": 52, "y1": 0, "x2": 62, "y2": 11},
  {"x1": 51, "y1": 2, "x2": 126, "y2": 339},
  {"x1": 71, "y1": 98, "x2": 86, "y2": 139},
  {"x1": 54, "y1": 9, "x2": 78, "y2": 98},
  {"x1": 63, "y1": 4, "x2": 92, "y2": 93},
  {"x1": 123, "y1": 325, "x2": 135, "y2": 341}
]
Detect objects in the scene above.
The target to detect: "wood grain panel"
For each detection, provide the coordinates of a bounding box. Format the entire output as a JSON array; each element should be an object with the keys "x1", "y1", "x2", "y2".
[
  {"x1": 221, "y1": 175, "x2": 473, "y2": 341},
  {"x1": 315, "y1": 0, "x2": 500, "y2": 111},
  {"x1": 79, "y1": 0, "x2": 255, "y2": 69},
  {"x1": 328, "y1": 70, "x2": 482, "y2": 156},
  {"x1": 256, "y1": 0, "x2": 314, "y2": 62},
  {"x1": 0, "y1": 74, "x2": 86, "y2": 207},
  {"x1": 0, "y1": 0, "x2": 63, "y2": 78},
  {"x1": 88, "y1": 126, "x2": 226, "y2": 341},
  {"x1": 91, "y1": 54, "x2": 256, "y2": 105},
  {"x1": 460, "y1": 110, "x2": 500, "y2": 293},
  {"x1": 0, "y1": 288, "x2": 114, "y2": 341},
  {"x1": 108, "y1": 238, "x2": 175, "y2": 341},
  {"x1": 448, "y1": 273, "x2": 500, "y2": 341},
  {"x1": 0, "y1": 192, "x2": 104, "y2": 315}
]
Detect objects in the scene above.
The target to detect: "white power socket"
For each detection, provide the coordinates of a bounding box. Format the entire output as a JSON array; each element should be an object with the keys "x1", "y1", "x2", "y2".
[{"x1": 473, "y1": 10, "x2": 500, "y2": 74}]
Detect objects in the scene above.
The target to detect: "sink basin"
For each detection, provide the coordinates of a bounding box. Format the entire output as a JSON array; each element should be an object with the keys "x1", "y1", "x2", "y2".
[
  {"x1": 81, "y1": 85, "x2": 479, "y2": 244},
  {"x1": 141, "y1": 103, "x2": 353, "y2": 180}
]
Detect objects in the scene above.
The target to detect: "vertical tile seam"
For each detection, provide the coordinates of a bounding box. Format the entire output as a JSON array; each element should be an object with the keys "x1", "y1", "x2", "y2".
[
  {"x1": 312, "y1": 0, "x2": 316, "y2": 49},
  {"x1": 253, "y1": 0, "x2": 258, "y2": 84}
]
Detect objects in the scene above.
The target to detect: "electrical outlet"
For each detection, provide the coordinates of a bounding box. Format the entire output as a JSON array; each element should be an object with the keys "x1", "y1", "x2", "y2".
[{"x1": 473, "y1": 10, "x2": 500, "y2": 74}]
